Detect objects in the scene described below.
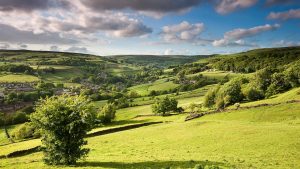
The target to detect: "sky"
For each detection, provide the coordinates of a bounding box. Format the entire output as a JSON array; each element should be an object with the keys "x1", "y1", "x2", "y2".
[{"x1": 0, "y1": 0, "x2": 300, "y2": 56}]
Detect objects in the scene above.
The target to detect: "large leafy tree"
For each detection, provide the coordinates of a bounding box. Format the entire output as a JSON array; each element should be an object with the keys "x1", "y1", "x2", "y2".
[{"x1": 30, "y1": 95, "x2": 96, "y2": 165}]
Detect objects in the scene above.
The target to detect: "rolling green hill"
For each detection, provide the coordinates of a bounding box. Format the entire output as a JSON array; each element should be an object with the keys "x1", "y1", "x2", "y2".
[
  {"x1": 0, "y1": 88, "x2": 299, "y2": 169},
  {"x1": 110, "y1": 55, "x2": 211, "y2": 67},
  {"x1": 208, "y1": 46, "x2": 300, "y2": 73},
  {"x1": 0, "y1": 47, "x2": 300, "y2": 169}
]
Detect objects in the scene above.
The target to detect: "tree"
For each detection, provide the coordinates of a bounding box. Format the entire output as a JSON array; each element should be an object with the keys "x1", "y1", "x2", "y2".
[
  {"x1": 284, "y1": 61, "x2": 300, "y2": 87},
  {"x1": 203, "y1": 85, "x2": 220, "y2": 108},
  {"x1": 216, "y1": 78, "x2": 244, "y2": 109},
  {"x1": 266, "y1": 72, "x2": 291, "y2": 97},
  {"x1": 152, "y1": 96, "x2": 179, "y2": 116},
  {"x1": 30, "y1": 95, "x2": 96, "y2": 165},
  {"x1": 253, "y1": 68, "x2": 273, "y2": 91},
  {"x1": 98, "y1": 103, "x2": 116, "y2": 123},
  {"x1": 242, "y1": 85, "x2": 264, "y2": 101}
]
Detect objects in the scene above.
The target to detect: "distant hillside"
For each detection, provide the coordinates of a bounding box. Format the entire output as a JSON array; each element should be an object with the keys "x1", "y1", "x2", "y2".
[
  {"x1": 209, "y1": 46, "x2": 300, "y2": 73},
  {"x1": 109, "y1": 55, "x2": 211, "y2": 67}
]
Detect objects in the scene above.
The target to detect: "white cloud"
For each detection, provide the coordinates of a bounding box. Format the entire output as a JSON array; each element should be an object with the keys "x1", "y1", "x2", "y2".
[
  {"x1": 267, "y1": 9, "x2": 300, "y2": 20},
  {"x1": 164, "y1": 49, "x2": 174, "y2": 55},
  {"x1": 161, "y1": 21, "x2": 208, "y2": 44},
  {"x1": 213, "y1": 24, "x2": 279, "y2": 47},
  {"x1": 0, "y1": 23, "x2": 78, "y2": 44},
  {"x1": 215, "y1": 0, "x2": 257, "y2": 14},
  {"x1": 0, "y1": 0, "x2": 153, "y2": 47},
  {"x1": 0, "y1": 43, "x2": 10, "y2": 49}
]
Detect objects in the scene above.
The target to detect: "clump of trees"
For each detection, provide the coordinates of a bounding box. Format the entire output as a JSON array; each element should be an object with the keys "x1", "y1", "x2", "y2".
[
  {"x1": 211, "y1": 47, "x2": 300, "y2": 73},
  {"x1": 30, "y1": 95, "x2": 96, "y2": 165},
  {"x1": 152, "y1": 96, "x2": 183, "y2": 116},
  {"x1": 0, "y1": 64, "x2": 34, "y2": 74},
  {"x1": 203, "y1": 62, "x2": 300, "y2": 109},
  {"x1": 0, "y1": 110, "x2": 30, "y2": 126},
  {"x1": 204, "y1": 77, "x2": 246, "y2": 109}
]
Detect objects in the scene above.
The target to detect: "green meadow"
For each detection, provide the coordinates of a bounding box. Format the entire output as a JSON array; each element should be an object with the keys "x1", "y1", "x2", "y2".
[{"x1": 1, "y1": 87, "x2": 299, "y2": 169}]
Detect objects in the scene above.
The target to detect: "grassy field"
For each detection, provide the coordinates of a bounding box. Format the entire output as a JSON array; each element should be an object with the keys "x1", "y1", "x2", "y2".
[
  {"x1": 0, "y1": 74, "x2": 39, "y2": 83},
  {"x1": 40, "y1": 66, "x2": 83, "y2": 84},
  {"x1": 187, "y1": 71, "x2": 244, "y2": 80},
  {"x1": 0, "y1": 50, "x2": 299, "y2": 169},
  {"x1": 0, "y1": 100, "x2": 299, "y2": 169},
  {"x1": 129, "y1": 78, "x2": 179, "y2": 96}
]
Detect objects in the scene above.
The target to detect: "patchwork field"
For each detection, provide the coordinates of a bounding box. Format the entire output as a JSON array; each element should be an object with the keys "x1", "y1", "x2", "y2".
[
  {"x1": 129, "y1": 78, "x2": 179, "y2": 96},
  {"x1": 0, "y1": 74, "x2": 39, "y2": 83}
]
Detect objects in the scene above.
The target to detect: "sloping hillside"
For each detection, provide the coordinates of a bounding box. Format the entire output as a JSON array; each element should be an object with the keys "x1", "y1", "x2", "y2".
[
  {"x1": 110, "y1": 55, "x2": 211, "y2": 67},
  {"x1": 208, "y1": 46, "x2": 300, "y2": 73}
]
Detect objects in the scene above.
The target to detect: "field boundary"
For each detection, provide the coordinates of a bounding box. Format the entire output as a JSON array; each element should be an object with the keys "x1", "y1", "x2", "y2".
[
  {"x1": 86, "y1": 121, "x2": 162, "y2": 138},
  {"x1": 1, "y1": 122, "x2": 163, "y2": 158}
]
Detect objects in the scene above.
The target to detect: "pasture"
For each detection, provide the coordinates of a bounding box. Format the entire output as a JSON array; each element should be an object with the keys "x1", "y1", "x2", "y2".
[
  {"x1": 0, "y1": 100, "x2": 299, "y2": 169},
  {"x1": 0, "y1": 74, "x2": 39, "y2": 83}
]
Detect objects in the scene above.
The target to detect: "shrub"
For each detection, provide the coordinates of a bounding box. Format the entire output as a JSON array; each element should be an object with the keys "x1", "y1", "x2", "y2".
[
  {"x1": 284, "y1": 61, "x2": 300, "y2": 87},
  {"x1": 193, "y1": 164, "x2": 205, "y2": 169},
  {"x1": 30, "y1": 95, "x2": 96, "y2": 165},
  {"x1": 215, "y1": 96, "x2": 225, "y2": 110},
  {"x1": 203, "y1": 85, "x2": 220, "y2": 108},
  {"x1": 216, "y1": 78, "x2": 244, "y2": 108},
  {"x1": 11, "y1": 122, "x2": 40, "y2": 140},
  {"x1": 11, "y1": 111, "x2": 28, "y2": 125},
  {"x1": 253, "y1": 68, "x2": 273, "y2": 91},
  {"x1": 242, "y1": 85, "x2": 264, "y2": 101},
  {"x1": 127, "y1": 91, "x2": 140, "y2": 98},
  {"x1": 152, "y1": 96, "x2": 179, "y2": 116},
  {"x1": 266, "y1": 72, "x2": 291, "y2": 97},
  {"x1": 98, "y1": 103, "x2": 116, "y2": 123}
]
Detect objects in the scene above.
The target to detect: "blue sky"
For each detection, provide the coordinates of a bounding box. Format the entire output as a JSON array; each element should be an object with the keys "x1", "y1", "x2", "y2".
[{"x1": 0, "y1": 0, "x2": 300, "y2": 55}]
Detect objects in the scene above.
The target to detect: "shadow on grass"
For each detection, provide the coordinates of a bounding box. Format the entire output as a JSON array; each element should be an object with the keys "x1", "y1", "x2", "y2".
[
  {"x1": 109, "y1": 119, "x2": 149, "y2": 126},
  {"x1": 77, "y1": 160, "x2": 229, "y2": 169}
]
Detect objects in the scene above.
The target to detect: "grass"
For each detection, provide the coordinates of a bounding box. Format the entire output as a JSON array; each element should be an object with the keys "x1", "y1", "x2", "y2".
[
  {"x1": 0, "y1": 125, "x2": 19, "y2": 145},
  {"x1": 0, "y1": 101, "x2": 299, "y2": 168},
  {"x1": 129, "y1": 78, "x2": 179, "y2": 96},
  {"x1": 0, "y1": 139, "x2": 41, "y2": 157},
  {"x1": 40, "y1": 67, "x2": 83, "y2": 84},
  {"x1": 0, "y1": 74, "x2": 39, "y2": 83},
  {"x1": 187, "y1": 70, "x2": 244, "y2": 80}
]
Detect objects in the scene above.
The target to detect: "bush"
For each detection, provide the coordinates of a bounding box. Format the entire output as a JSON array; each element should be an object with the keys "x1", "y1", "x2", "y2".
[
  {"x1": 253, "y1": 68, "x2": 273, "y2": 91},
  {"x1": 266, "y1": 72, "x2": 291, "y2": 97},
  {"x1": 152, "y1": 96, "x2": 179, "y2": 116},
  {"x1": 242, "y1": 85, "x2": 264, "y2": 101},
  {"x1": 9, "y1": 111, "x2": 29, "y2": 125},
  {"x1": 284, "y1": 61, "x2": 300, "y2": 87},
  {"x1": 216, "y1": 78, "x2": 244, "y2": 109},
  {"x1": 203, "y1": 85, "x2": 220, "y2": 108},
  {"x1": 193, "y1": 164, "x2": 205, "y2": 169},
  {"x1": 98, "y1": 103, "x2": 116, "y2": 123},
  {"x1": 11, "y1": 122, "x2": 40, "y2": 140},
  {"x1": 30, "y1": 95, "x2": 96, "y2": 165}
]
